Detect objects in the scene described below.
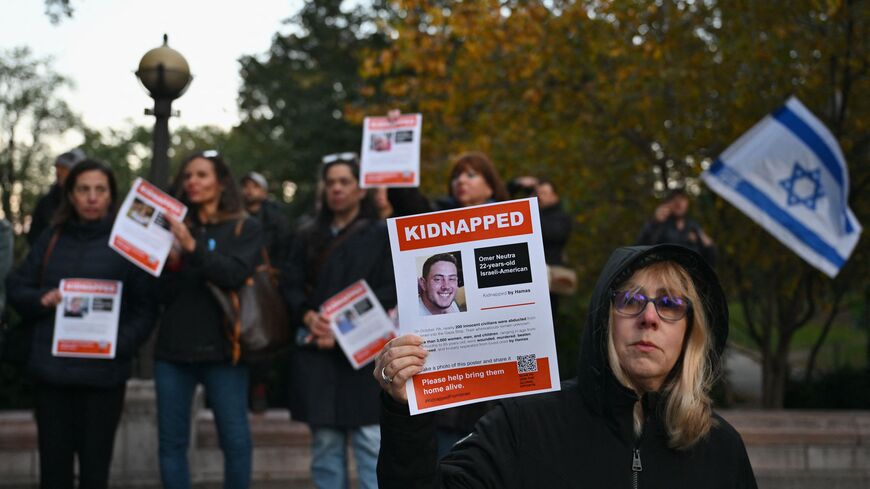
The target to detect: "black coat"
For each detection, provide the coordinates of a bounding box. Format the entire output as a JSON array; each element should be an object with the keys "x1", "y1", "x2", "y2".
[
  {"x1": 377, "y1": 244, "x2": 757, "y2": 489},
  {"x1": 7, "y1": 217, "x2": 156, "y2": 387},
  {"x1": 281, "y1": 218, "x2": 396, "y2": 427},
  {"x1": 540, "y1": 202, "x2": 572, "y2": 266},
  {"x1": 249, "y1": 199, "x2": 292, "y2": 265},
  {"x1": 26, "y1": 184, "x2": 62, "y2": 246},
  {"x1": 154, "y1": 216, "x2": 262, "y2": 363},
  {"x1": 636, "y1": 217, "x2": 717, "y2": 266}
]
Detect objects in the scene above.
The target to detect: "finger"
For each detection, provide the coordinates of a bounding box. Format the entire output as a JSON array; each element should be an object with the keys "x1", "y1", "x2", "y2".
[
  {"x1": 390, "y1": 364, "x2": 425, "y2": 388},
  {"x1": 388, "y1": 334, "x2": 426, "y2": 348},
  {"x1": 383, "y1": 354, "x2": 427, "y2": 378},
  {"x1": 381, "y1": 344, "x2": 429, "y2": 366}
]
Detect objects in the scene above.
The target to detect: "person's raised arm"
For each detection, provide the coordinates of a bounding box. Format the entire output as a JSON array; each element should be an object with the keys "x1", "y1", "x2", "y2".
[{"x1": 374, "y1": 334, "x2": 521, "y2": 489}]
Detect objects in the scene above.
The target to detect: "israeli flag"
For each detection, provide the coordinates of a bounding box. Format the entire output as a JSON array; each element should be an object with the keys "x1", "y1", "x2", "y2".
[{"x1": 701, "y1": 96, "x2": 862, "y2": 277}]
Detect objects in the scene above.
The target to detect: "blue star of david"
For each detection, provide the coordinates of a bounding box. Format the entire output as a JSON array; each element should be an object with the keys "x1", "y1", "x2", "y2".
[{"x1": 779, "y1": 162, "x2": 825, "y2": 211}]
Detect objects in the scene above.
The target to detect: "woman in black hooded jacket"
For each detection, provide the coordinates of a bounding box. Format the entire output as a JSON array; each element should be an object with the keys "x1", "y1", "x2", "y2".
[
  {"x1": 7, "y1": 160, "x2": 155, "y2": 489},
  {"x1": 373, "y1": 244, "x2": 757, "y2": 489}
]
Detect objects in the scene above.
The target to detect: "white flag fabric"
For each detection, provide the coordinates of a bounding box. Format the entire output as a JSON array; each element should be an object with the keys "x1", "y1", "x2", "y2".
[{"x1": 701, "y1": 96, "x2": 862, "y2": 277}]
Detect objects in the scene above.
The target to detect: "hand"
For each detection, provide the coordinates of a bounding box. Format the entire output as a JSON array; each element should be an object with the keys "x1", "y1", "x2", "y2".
[
  {"x1": 314, "y1": 333, "x2": 336, "y2": 350},
  {"x1": 168, "y1": 217, "x2": 196, "y2": 253},
  {"x1": 653, "y1": 203, "x2": 671, "y2": 222},
  {"x1": 373, "y1": 334, "x2": 428, "y2": 404},
  {"x1": 304, "y1": 310, "x2": 331, "y2": 337},
  {"x1": 698, "y1": 229, "x2": 714, "y2": 247},
  {"x1": 168, "y1": 241, "x2": 183, "y2": 265},
  {"x1": 40, "y1": 289, "x2": 62, "y2": 308}
]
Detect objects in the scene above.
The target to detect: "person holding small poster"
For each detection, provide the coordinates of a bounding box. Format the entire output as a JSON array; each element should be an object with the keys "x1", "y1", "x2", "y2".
[
  {"x1": 374, "y1": 244, "x2": 757, "y2": 488},
  {"x1": 153, "y1": 151, "x2": 262, "y2": 489},
  {"x1": 7, "y1": 160, "x2": 156, "y2": 489},
  {"x1": 281, "y1": 155, "x2": 396, "y2": 489}
]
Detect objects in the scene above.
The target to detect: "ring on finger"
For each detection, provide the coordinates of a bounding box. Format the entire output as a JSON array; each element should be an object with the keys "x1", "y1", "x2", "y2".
[{"x1": 380, "y1": 366, "x2": 393, "y2": 385}]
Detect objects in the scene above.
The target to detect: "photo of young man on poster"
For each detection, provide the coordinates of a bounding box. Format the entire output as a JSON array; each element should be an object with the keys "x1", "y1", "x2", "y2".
[{"x1": 417, "y1": 252, "x2": 466, "y2": 316}]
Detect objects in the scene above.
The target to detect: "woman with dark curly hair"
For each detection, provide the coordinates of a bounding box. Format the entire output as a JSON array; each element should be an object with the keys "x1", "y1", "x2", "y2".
[{"x1": 154, "y1": 150, "x2": 262, "y2": 489}]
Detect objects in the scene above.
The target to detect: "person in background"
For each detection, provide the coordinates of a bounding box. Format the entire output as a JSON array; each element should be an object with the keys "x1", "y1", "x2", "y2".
[
  {"x1": 281, "y1": 155, "x2": 395, "y2": 489},
  {"x1": 7, "y1": 160, "x2": 155, "y2": 489},
  {"x1": 535, "y1": 178, "x2": 573, "y2": 342},
  {"x1": 154, "y1": 151, "x2": 262, "y2": 489},
  {"x1": 0, "y1": 218, "x2": 12, "y2": 318},
  {"x1": 27, "y1": 148, "x2": 87, "y2": 246},
  {"x1": 240, "y1": 171, "x2": 292, "y2": 264},
  {"x1": 637, "y1": 189, "x2": 716, "y2": 266},
  {"x1": 536, "y1": 179, "x2": 572, "y2": 267},
  {"x1": 374, "y1": 244, "x2": 757, "y2": 488},
  {"x1": 240, "y1": 170, "x2": 292, "y2": 413},
  {"x1": 506, "y1": 175, "x2": 538, "y2": 200},
  {"x1": 434, "y1": 152, "x2": 509, "y2": 211}
]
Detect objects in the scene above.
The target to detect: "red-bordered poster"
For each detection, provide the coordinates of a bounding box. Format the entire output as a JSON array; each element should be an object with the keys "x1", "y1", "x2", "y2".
[
  {"x1": 321, "y1": 280, "x2": 397, "y2": 370},
  {"x1": 359, "y1": 113, "x2": 422, "y2": 188},
  {"x1": 52, "y1": 278, "x2": 122, "y2": 359},
  {"x1": 109, "y1": 178, "x2": 187, "y2": 276},
  {"x1": 387, "y1": 198, "x2": 560, "y2": 415}
]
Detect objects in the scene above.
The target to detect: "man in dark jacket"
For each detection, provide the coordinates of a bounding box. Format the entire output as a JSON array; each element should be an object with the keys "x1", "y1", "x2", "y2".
[
  {"x1": 241, "y1": 171, "x2": 292, "y2": 264},
  {"x1": 637, "y1": 189, "x2": 717, "y2": 266},
  {"x1": 27, "y1": 148, "x2": 87, "y2": 245},
  {"x1": 374, "y1": 244, "x2": 757, "y2": 489},
  {"x1": 240, "y1": 171, "x2": 292, "y2": 412}
]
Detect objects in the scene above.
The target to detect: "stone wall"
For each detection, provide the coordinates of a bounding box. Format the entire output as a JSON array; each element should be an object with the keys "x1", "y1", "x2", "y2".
[{"x1": 1, "y1": 380, "x2": 868, "y2": 488}]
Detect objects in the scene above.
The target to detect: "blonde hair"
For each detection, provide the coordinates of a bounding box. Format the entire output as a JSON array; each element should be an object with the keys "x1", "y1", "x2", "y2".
[{"x1": 606, "y1": 261, "x2": 715, "y2": 450}]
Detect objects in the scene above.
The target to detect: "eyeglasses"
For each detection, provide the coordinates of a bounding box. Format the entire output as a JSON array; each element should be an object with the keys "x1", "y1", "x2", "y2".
[
  {"x1": 322, "y1": 152, "x2": 358, "y2": 164},
  {"x1": 611, "y1": 290, "x2": 691, "y2": 322}
]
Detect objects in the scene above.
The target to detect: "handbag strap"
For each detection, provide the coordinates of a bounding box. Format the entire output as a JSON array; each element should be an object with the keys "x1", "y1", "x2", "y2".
[
  {"x1": 39, "y1": 228, "x2": 61, "y2": 287},
  {"x1": 227, "y1": 290, "x2": 242, "y2": 365},
  {"x1": 307, "y1": 218, "x2": 370, "y2": 290}
]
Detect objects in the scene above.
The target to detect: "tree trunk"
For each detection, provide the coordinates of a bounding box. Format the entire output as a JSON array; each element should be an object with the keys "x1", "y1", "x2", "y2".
[{"x1": 761, "y1": 348, "x2": 789, "y2": 408}]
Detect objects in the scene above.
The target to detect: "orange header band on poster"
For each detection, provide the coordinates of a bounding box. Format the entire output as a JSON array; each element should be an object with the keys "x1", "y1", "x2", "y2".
[
  {"x1": 62, "y1": 279, "x2": 119, "y2": 295},
  {"x1": 321, "y1": 281, "x2": 367, "y2": 317},
  {"x1": 368, "y1": 114, "x2": 418, "y2": 130},
  {"x1": 137, "y1": 180, "x2": 185, "y2": 217},
  {"x1": 395, "y1": 200, "x2": 534, "y2": 252}
]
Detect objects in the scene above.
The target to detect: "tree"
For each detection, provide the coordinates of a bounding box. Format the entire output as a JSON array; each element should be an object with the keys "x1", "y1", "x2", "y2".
[
  {"x1": 0, "y1": 46, "x2": 77, "y2": 229},
  {"x1": 235, "y1": 0, "x2": 390, "y2": 213},
  {"x1": 361, "y1": 0, "x2": 869, "y2": 407},
  {"x1": 44, "y1": 0, "x2": 74, "y2": 24}
]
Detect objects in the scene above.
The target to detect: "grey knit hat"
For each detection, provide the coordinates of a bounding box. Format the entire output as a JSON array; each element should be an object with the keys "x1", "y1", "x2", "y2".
[
  {"x1": 241, "y1": 171, "x2": 268, "y2": 190},
  {"x1": 55, "y1": 148, "x2": 87, "y2": 169}
]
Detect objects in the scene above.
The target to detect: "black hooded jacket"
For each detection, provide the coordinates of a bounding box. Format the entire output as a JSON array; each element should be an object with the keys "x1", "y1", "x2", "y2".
[
  {"x1": 377, "y1": 244, "x2": 757, "y2": 489},
  {"x1": 7, "y1": 217, "x2": 156, "y2": 387}
]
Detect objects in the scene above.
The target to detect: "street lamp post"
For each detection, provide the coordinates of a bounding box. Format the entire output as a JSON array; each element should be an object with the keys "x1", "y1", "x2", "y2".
[{"x1": 136, "y1": 34, "x2": 192, "y2": 189}]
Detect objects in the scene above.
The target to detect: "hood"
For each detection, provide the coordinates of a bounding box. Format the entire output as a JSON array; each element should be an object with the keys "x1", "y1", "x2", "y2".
[{"x1": 576, "y1": 244, "x2": 728, "y2": 413}]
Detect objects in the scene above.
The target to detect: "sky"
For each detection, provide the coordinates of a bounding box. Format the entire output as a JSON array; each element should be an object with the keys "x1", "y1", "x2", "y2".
[{"x1": 1, "y1": 0, "x2": 303, "y2": 140}]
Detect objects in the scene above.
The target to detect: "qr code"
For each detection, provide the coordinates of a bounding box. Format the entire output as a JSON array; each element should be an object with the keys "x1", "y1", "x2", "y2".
[{"x1": 517, "y1": 354, "x2": 537, "y2": 373}]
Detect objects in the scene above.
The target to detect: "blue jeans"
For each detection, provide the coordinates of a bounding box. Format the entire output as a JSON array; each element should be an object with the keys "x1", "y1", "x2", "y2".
[
  {"x1": 155, "y1": 361, "x2": 252, "y2": 489},
  {"x1": 311, "y1": 425, "x2": 380, "y2": 489}
]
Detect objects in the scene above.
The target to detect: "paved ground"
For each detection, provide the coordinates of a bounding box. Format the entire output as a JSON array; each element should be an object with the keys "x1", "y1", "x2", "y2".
[{"x1": 724, "y1": 347, "x2": 764, "y2": 406}]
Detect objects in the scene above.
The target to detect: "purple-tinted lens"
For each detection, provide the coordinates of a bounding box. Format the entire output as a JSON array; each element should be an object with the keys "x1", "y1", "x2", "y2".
[
  {"x1": 614, "y1": 291, "x2": 647, "y2": 315},
  {"x1": 654, "y1": 295, "x2": 688, "y2": 320}
]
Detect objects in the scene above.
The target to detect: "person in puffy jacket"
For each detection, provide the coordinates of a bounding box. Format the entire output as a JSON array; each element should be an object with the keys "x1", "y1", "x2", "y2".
[
  {"x1": 281, "y1": 155, "x2": 395, "y2": 489},
  {"x1": 154, "y1": 150, "x2": 262, "y2": 489},
  {"x1": 374, "y1": 244, "x2": 757, "y2": 489},
  {"x1": 7, "y1": 159, "x2": 156, "y2": 489}
]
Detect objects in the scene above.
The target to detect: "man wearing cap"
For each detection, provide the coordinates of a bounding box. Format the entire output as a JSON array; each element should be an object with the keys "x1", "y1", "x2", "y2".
[
  {"x1": 241, "y1": 171, "x2": 292, "y2": 264},
  {"x1": 27, "y1": 148, "x2": 87, "y2": 245},
  {"x1": 240, "y1": 171, "x2": 292, "y2": 413}
]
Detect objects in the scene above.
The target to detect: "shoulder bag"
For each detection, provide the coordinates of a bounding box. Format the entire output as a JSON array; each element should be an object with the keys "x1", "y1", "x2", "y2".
[{"x1": 208, "y1": 220, "x2": 290, "y2": 365}]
